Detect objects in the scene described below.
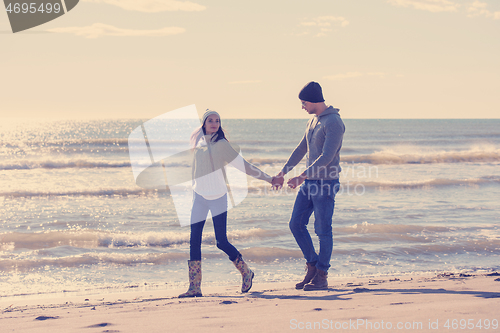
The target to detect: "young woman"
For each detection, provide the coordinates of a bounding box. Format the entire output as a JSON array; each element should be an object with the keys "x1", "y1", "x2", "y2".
[{"x1": 179, "y1": 110, "x2": 273, "y2": 298}]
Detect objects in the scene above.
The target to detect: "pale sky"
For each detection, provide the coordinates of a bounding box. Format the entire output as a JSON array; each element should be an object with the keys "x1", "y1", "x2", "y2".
[{"x1": 1, "y1": 0, "x2": 499, "y2": 119}]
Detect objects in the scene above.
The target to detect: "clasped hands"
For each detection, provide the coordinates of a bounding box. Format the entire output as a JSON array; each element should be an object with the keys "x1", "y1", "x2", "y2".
[{"x1": 271, "y1": 172, "x2": 307, "y2": 190}]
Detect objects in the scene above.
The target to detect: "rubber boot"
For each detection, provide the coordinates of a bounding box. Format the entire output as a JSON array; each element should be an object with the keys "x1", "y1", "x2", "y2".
[
  {"x1": 295, "y1": 262, "x2": 317, "y2": 290},
  {"x1": 178, "y1": 260, "x2": 202, "y2": 298},
  {"x1": 303, "y1": 269, "x2": 328, "y2": 291},
  {"x1": 232, "y1": 255, "x2": 254, "y2": 293}
]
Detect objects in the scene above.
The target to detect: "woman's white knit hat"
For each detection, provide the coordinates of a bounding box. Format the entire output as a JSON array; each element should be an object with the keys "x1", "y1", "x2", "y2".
[{"x1": 202, "y1": 109, "x2": 220, "y2": 124}]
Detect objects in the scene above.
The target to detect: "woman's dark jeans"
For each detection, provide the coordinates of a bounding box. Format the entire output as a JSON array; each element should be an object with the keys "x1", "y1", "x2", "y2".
[{"x1": 190, "y1": 193, "x2": 240, "y2": 261}]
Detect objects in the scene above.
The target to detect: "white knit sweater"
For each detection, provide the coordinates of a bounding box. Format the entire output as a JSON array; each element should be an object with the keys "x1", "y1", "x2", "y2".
[{"x1": 192, "y1": 137, "x2": 272, "y2": 199}]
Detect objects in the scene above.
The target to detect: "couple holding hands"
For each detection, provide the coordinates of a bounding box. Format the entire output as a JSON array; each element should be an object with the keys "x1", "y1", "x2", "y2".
[{"x1": 179, "y1": 81, "x2": 345, "y2": 298}]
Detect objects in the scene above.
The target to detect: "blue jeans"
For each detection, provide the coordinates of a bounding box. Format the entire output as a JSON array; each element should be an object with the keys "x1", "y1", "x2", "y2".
[
  {"x1": 190, "y1": 193, "x2": 240, "y2": 261},
  {"x1": 289, "y1": 179, "x2": 340, "y2": 272}
]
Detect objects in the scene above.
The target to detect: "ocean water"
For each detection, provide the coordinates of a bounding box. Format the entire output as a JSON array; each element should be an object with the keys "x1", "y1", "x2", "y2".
[{"x1": 1, "y1": 118, "x2": 499, "y2": 298}]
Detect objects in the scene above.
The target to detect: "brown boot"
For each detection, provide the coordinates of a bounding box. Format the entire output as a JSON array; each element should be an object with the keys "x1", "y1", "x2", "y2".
[
  {"x1": 295, "y1": 263, "x2": 317, "y2": 290},
  {"x1": 303, "y1": 269, "x2": 328, "y2": 291}
]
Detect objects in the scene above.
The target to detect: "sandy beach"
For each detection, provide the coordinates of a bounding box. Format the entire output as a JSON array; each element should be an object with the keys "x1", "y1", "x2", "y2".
[{"x1": 2, "y1": 272, "x2": 499, "y2": 332}]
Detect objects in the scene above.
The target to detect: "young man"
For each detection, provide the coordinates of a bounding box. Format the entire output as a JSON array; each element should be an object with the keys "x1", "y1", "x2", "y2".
[{"x1": 272, "y1": 81, "x2": 345, "y2": 290}]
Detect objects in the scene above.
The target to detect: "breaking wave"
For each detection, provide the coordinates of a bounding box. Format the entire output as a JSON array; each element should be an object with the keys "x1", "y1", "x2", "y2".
[
  {"x1": 342, "y1": 148, "x2": 500, "y2": 165},
  {"x1": 0, "y1": 160, "x2": 131, "y2": 171},
  {"x1": 0, "y1": 228, "x2": 287, "y2": 251},
  {"x1": 357, "y1": 176, "x2": 500, "y2": 189}
]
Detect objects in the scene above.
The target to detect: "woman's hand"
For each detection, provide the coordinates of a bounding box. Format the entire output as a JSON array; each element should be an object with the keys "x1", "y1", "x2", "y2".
[{"x1": 271, "y1": 174, "x2": 284, "y2": 190}]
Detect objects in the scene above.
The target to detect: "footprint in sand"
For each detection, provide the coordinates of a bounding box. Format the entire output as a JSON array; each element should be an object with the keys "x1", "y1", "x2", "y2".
[
  {"x1": 35, "y1": 316, "x2": 59, "y2": 321},
  {"x1": 219, "y1": 300, "x2": 237, "y2": 305},
  {"x1": 84, "y1": 323, "x2": 119, "y2": 332},
  {"x1": 86, "y1": 322, "x2": 112, "y2": 328}
]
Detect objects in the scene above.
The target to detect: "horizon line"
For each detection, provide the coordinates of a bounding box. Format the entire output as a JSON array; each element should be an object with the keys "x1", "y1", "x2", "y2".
[{"x1": 3, "y1": 117, "x2": 500, "y2": 121}]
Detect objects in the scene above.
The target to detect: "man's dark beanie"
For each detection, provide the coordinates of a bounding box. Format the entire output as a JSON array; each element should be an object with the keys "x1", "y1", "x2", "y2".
[{"x1": 298, "y1": 81, "x2": 325, "y2": 103}]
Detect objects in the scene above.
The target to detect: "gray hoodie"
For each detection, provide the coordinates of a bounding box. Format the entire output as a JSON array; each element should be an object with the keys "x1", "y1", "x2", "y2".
[{"x1": 281, "y1": 106, "x2": 345, "y2": 180}]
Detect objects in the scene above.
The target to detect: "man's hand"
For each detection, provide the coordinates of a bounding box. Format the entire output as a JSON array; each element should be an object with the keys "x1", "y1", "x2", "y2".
[
  {"x1": 271, "y1": 173, "x2": 285, "y2": 190},
  {"x1": 287, "y1": 174, "x2": 307, "y2": 189}
]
